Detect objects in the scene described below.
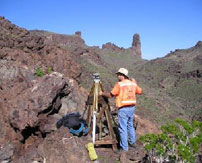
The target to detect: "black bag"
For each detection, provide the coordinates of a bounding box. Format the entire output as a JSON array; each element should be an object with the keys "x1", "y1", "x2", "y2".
[{"x1": 56, "y1": 112, "x2": 86, "y2": 130}]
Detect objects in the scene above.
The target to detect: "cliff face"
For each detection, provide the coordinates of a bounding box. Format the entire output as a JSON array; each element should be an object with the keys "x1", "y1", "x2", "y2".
[
  {"x1": 30, "y1": 30, "x2": 85, "y2": 47},
  {"x1": 102, "y1": 42, "x2": 124, "y2": 51},
  {"x1": 101, "y1": 33, "x2": 142, "y2": 59}
]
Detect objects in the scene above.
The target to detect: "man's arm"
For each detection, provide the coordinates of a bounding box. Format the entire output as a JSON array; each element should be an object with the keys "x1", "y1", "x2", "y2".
[
  {"x1": 100, "y1": 92, "x2": 114, "y2": 98},
  {"x1": 136, "y1": 85, "x2": 142, "y2": 95},
  {"x1": 100, "y1": 82, "x2": 119, "y2": 98}
]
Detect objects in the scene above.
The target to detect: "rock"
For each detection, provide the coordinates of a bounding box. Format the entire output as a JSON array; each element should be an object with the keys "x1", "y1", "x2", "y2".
[
  {"x1": 134, "y1": 114, "x2": 161, "y2": 136},
  {"x1": 30, "y1": 30, "x2": 85, "y2": 46},
  {"x1": 1, "y1": 71, "x2": 88, "y2": 162},
  {"x1": 0, "y1": 142, "x2": 14, "y2": 162},
  {"x1": 37, "y1": 129, "x2": 89, "y2": 163},
  {"x1": 15, "y1": 129, "x2": 89, "y2": 163},
  {"x1": 131, "y1": 33, "x2": 142, "y2": 58},
  {"x1": 75, "y1": 31, "x2": 82, "y2": 37},
  {"x1": 0, "y1": 17, "x2": 89, "y2": 162},
  {"x1": 0, "y1": 16, "x2": 81, "y2": 163},
  {"x1": 102, "y1": 42, "x2": 123, "y2": 51},
  {"x1": 195, "y1": 41, "x2": 202, "y2": 48},
  {"x1": 0, "y1": 16, "x2": 81, "y2": 80}
]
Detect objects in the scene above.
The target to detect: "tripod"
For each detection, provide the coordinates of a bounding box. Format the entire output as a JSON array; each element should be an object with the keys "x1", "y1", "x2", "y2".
[{"x1": 85, "y1": 73, "x2": 117, "y2": 150}]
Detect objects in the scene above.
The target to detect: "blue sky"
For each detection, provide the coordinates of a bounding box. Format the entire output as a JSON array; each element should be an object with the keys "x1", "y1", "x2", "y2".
[{"x1": 1, "y1": 0, "x2": 202, "y2": 60}]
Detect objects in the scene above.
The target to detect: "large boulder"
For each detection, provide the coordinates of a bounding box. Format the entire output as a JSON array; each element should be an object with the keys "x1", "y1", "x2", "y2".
[
  {"x1": 0, "y1": 71, "x2": 88, "y2": 162},
  {"x1": 15, "y1": 128, "x2": 89, "y2": 163}
]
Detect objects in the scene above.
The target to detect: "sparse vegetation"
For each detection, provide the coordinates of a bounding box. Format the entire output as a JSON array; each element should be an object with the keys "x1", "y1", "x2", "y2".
[
  {"x1": 77, "y1": 44, "x2": 202, "y2": 125},
  {"x1": 35, "y1": 68, "x2": 44, "y2": 77},
  {"x1": 140, "y1": 118, "x2": 202, "y2": 163},
  {"x1": 47, "y1": 66, "x2": 53, "y2": 74},
  {"x1": 35, "y1": 67, "x2": 53, "y2": 77}
]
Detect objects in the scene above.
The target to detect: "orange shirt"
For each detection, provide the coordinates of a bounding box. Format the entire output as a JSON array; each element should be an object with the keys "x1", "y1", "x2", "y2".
[{"x1": 111, "y1": 79, "x2": 142, "y2": 108}]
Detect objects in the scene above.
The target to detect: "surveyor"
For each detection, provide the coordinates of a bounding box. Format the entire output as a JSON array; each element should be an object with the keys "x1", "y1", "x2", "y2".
[{"x1": 100, "y1": 68, "x2": 142, "y2": 156}]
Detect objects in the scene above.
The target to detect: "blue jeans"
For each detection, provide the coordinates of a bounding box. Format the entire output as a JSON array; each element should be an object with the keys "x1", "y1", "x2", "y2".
[{"x1": 118, "y1": 106, "x2": 136, "y2": 151}]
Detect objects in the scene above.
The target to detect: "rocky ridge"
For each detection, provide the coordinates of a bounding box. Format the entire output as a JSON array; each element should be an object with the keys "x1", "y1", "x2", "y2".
[
  {"x1": 30, "y1": 30, "x2": 85, "y2": 47},
  {"x1": 101, "y1": 33, "x2": 142, "y2": 59}
]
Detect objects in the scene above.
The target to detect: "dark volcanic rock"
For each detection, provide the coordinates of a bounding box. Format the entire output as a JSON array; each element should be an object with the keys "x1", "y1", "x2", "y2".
[
  {"x1": 195, "y1": 41, "x2": 202, "y2": 48},
  {"x1": 0, "y1": 71, "x2": 88, "y2": 162},
  {"x1": 0, "y1": 16, "x2": 45, "y2": 54},
  {"x1": 101, "y1": 34, "x2": 142, "y2": 59},
  {"x1": 50, "y1": 32, "x2": 85, "y2": 46},
  {"x1": 0, "y1": 142, "x2": 14, "y2": 163},
  {"x1": 15, "y1": 125, "x2": 89, "y2": 163},
  {"x1": 102, "y1": 42, "x2": 123, "y2": 51},
  {"x1": 7, "y1": 73, "x2": 68, "y2": 131},
  {"x1": 0, "y1": 16, "x2": 81, "y2": 81},
  {"x1": 30, "y1": 30, "x2": 85, "y2": 47},
  {"x1": 132, "y1": 33, "x2": 142, "y2": 58},
  {"x1": 0, "y1": 16, "x2": 88, "y2": 162}
]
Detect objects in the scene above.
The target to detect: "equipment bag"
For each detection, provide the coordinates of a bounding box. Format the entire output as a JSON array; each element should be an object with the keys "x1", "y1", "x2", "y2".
[{"x1": 56, "y1": 112, "x2": 89, "y2": 136}]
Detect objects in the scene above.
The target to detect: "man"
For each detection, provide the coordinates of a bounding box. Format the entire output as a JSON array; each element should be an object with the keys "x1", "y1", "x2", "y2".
[{"x1": 100, "y1": 68, "x2": 142, "y2": 153}]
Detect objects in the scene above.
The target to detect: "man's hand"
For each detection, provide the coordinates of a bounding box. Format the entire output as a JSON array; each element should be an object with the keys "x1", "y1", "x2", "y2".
[
  {"x1": 99, "y1": 91, "x2": 103, "y2": 96},
  {"x1": 100, "y1": 91, "x2": 114, "y2": 98}
]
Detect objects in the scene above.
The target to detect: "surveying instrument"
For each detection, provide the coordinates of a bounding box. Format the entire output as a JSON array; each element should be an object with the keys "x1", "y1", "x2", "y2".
[{"x1": 85, "y1": 73, "x2": 117, "y2": 150}]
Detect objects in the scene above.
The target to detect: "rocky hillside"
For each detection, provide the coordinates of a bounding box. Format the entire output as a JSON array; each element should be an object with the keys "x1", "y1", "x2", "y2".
[
  {"x1": 0, "y1": 16, "x2": 89, "y2": 162},
  {"x1": 132, "y1": 41, "x2": 202, "y2": 123},
  {"x1": 0, "y1": 16, "x2": 201, "y2": 162}
]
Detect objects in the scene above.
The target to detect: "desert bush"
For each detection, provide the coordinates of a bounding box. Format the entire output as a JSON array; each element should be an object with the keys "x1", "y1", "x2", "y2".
[
  {"x1": 140, "y1": 118, "x2": 202, "y2": 163},
  {"x1": 35, "y1": 68, "x2": 44, "y2": 77},
  {"x1": 35, "y1": 67, "x2": 53, "y2": 77},
  {"x1": 47, "y1": 66, "x2": 53, "y2": 74}
]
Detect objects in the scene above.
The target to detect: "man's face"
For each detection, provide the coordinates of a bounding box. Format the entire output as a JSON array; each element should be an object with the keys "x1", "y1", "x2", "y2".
[{"x1": 117, "y1": 73, "x2": 123, "y2": 81}]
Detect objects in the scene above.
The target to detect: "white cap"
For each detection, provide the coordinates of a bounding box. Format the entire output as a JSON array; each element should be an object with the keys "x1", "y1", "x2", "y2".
[{"x1": 116, "y1": 68, "x2": 129, "y2": 78}]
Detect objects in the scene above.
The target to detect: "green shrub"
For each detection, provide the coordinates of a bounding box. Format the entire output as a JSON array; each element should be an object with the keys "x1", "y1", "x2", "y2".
[
  {"x1": 47, "y1": 66, "x2": 53, "y2": 74},
  {"x1": 140, "y1": 118, "x2": 202, "y2": 163},
  {"x1": 35, "y1": 68, "x2": 44, "y2": 77}
]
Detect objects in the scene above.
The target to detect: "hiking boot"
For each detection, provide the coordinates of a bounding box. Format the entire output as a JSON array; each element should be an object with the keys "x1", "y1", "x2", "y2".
[
  {"x1": 119, "y1": 151, "x2": 128, "y2": 163},
  {"x1": 114, "y1": 148, "x2": 123, "y2": 154},
  {"x1": 129, "y1": 143, "x2": 137, "y2": 148}
]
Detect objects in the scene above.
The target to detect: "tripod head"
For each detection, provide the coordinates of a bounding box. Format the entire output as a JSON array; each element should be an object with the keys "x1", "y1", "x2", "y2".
[{"x1": 92, "y1": 73, "x2": 100, "y2": 82}]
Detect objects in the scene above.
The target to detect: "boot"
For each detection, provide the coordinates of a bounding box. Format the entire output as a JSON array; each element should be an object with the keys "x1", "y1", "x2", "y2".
[{"x1": 129, "y1": 143, "x2": 137, "y2": 148}]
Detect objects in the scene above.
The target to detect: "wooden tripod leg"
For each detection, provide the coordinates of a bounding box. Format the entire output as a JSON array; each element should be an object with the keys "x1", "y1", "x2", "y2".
[
  {"x1": 86, "y1": 83, "x2": 95, "y2": 129},
  {"x1": 112, "y1": 144, "x2": 117, "y2": 151},
  {"x1": 105, "y1": 108, "x2": 116, "y2": 139},
  {"x1": 105, "y1": 107, "x2": 118, "y2": 151},
  {"x1": 99, "y1": 120, "x2": 102, "y2": 139}
]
